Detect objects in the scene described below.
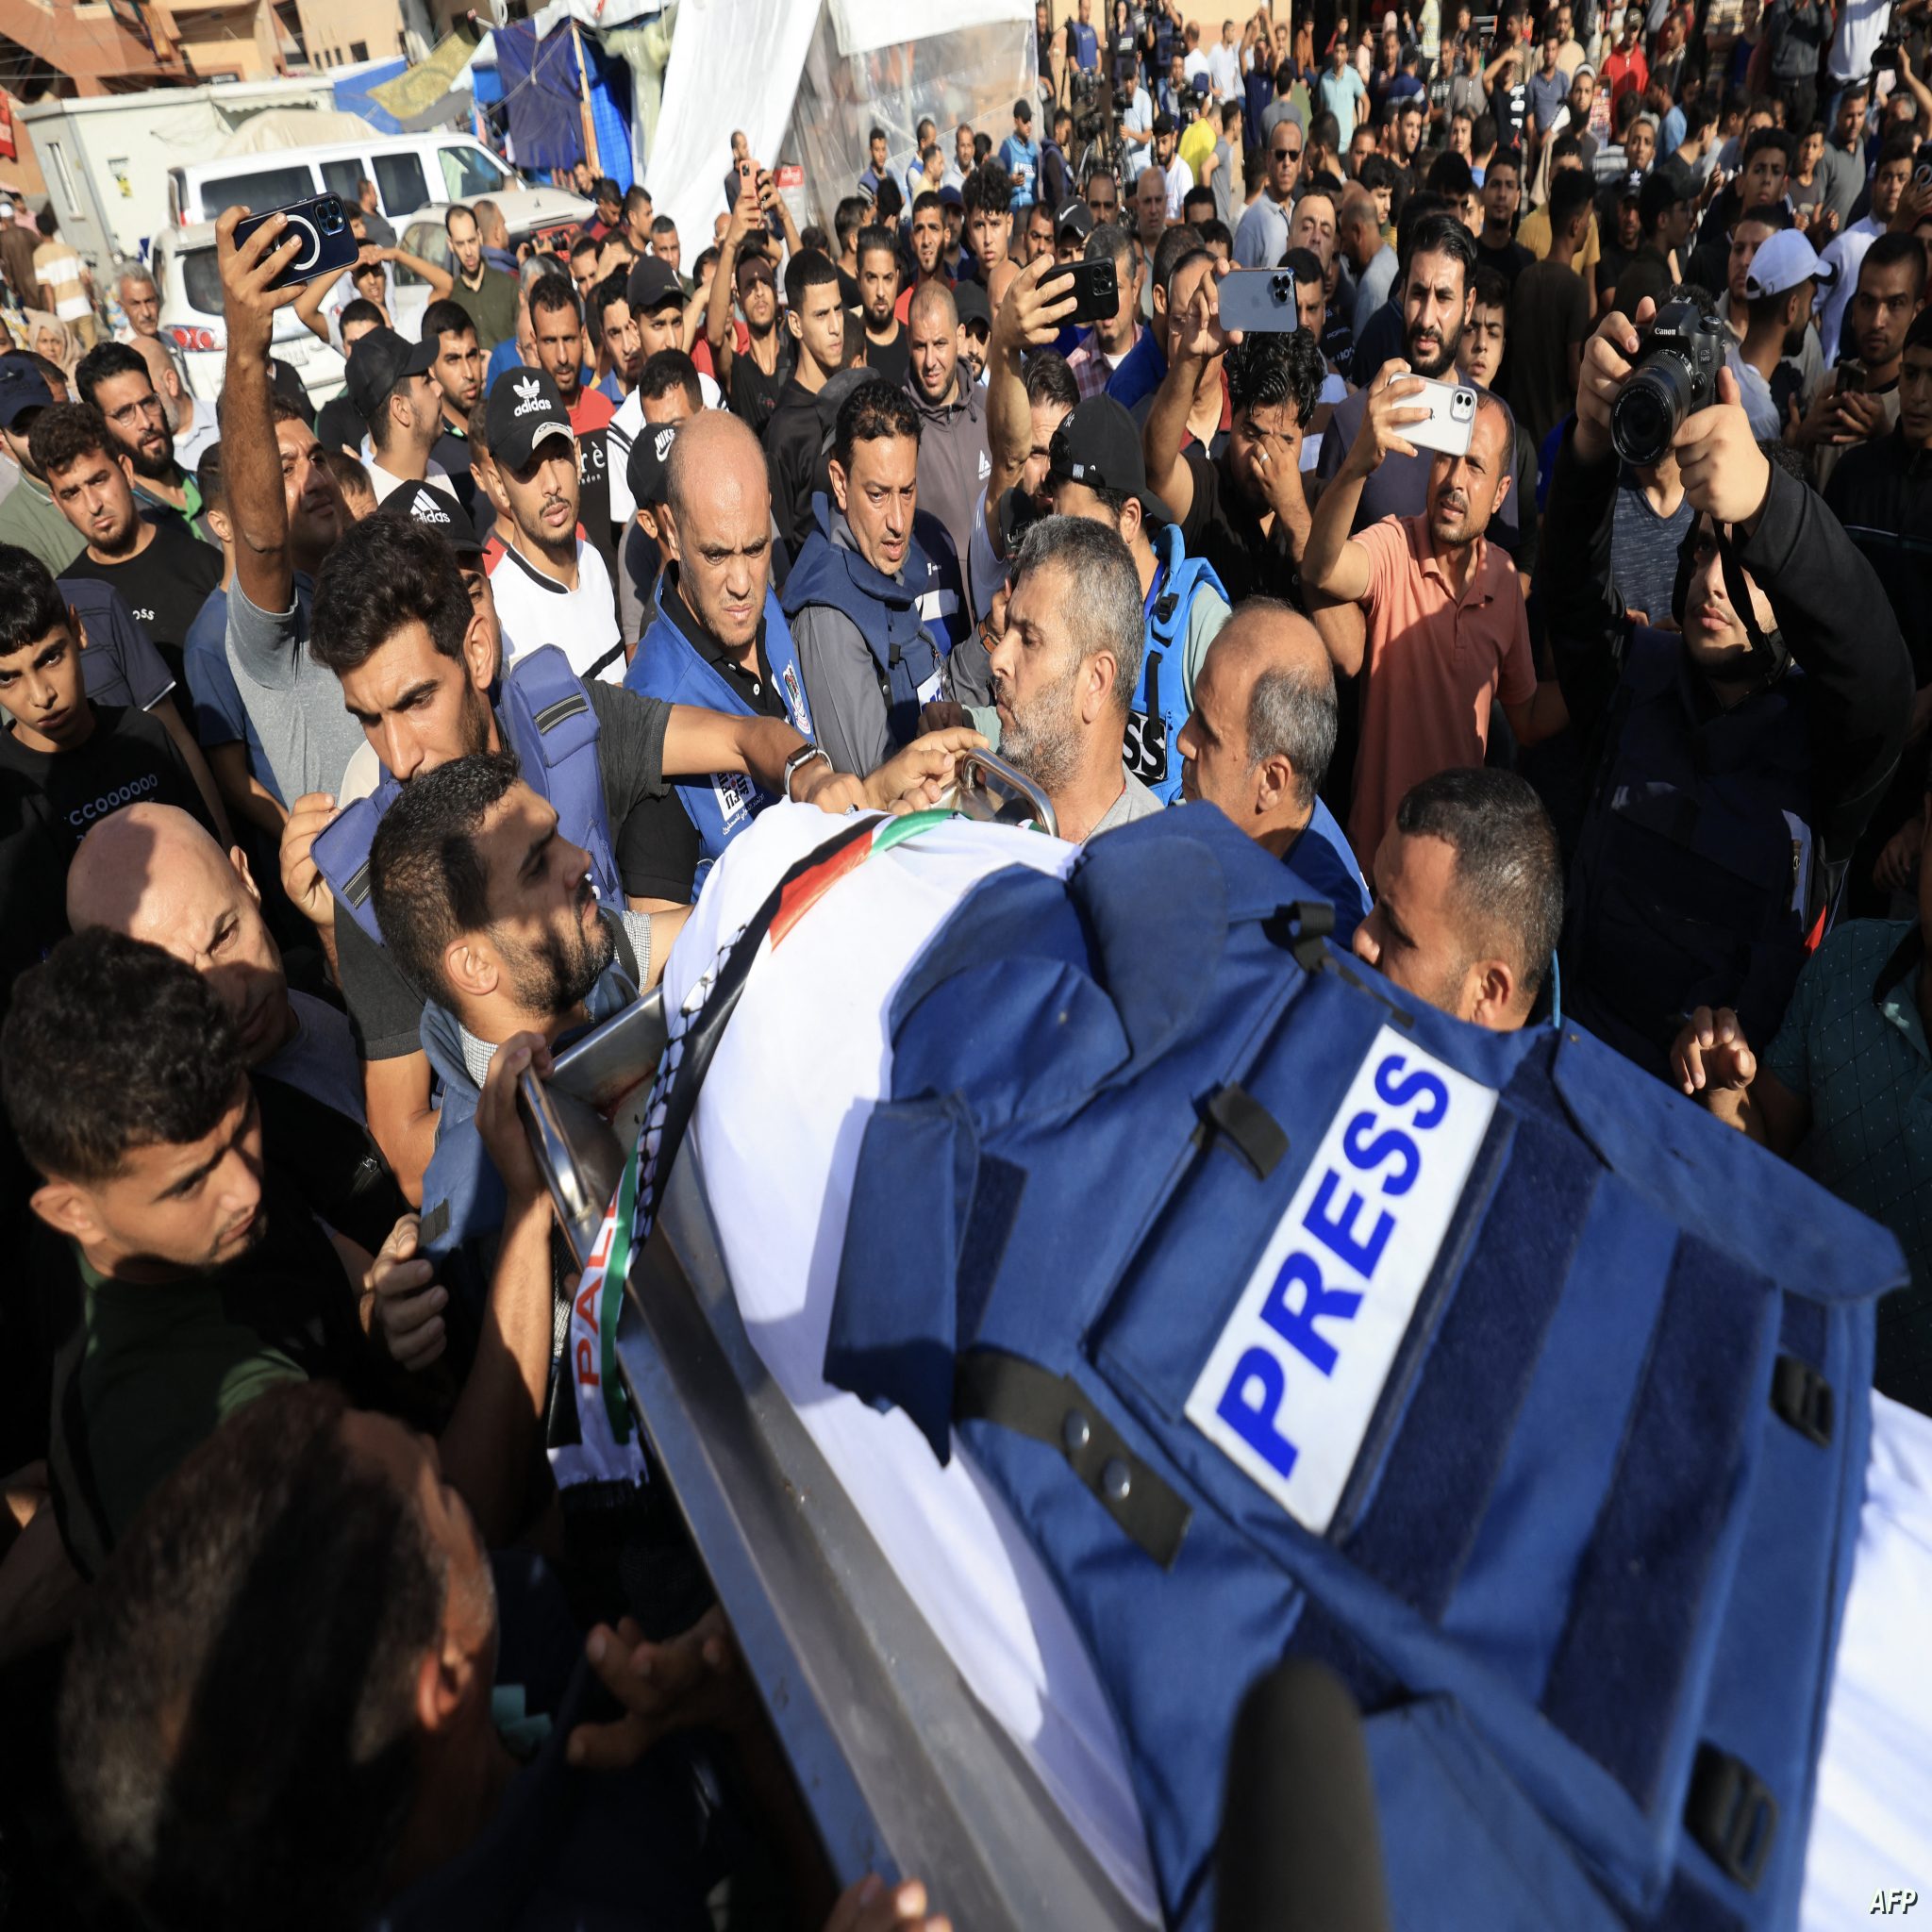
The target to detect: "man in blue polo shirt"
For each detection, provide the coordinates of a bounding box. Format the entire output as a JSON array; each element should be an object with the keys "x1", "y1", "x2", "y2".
[
  {"x1": 1175, "y1": 599, "x2": 1368, "y2": 941},
  {"x1": 1674, "y1": 784, "x2": 1932, "y2": 1417}
]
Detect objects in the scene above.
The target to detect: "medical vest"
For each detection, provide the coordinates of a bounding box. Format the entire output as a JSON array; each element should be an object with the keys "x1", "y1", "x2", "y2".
[
  {"x1": 781, "y1": 498, "x2": 945, "y2": 751},
  {"x1": 313, "y1": 645, "x2": 622, "y2": 948},
  {"x1": 625, "y1": 582, "x2": 813, "y2": 890},
  {"x1": 1565, "y1": 628, "x2": 1820, "y2": 1075},
  {"x1": 823, "y1": 806, "x2": 1897, "y2": 1930},
  {"x1": 1125, "y1": 524, "x2": 1227, "y2": 805}
]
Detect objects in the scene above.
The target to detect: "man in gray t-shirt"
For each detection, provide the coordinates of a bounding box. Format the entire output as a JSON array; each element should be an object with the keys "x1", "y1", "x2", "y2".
[
  {"x1": 1610, "y1": 458, "x2": 1694, "y2": 628},
  {"x1": 215, "y1": 208, "x2": 362, "y2": 805}
]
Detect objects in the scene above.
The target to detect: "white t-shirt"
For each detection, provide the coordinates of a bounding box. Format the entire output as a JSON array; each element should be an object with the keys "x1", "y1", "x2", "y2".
[
  {"x1": 1162, "y1": 156, "x2": 1196, "y2": 222},
  {"x1": 488, "y1": 537, "x2": 625, "y2": 685},
  {"x1": 661, "y1": 801, "x2": 1932, "y2": 1932},
  {"x1": 667, "y1": 805, "x2": 1159, "y2": 1923},
  {"x1": 1207, "y1": 39, "x2": 1241, "y2": 97},
  {"x1": 368, "y1": 455, "x2": 453, "y2": 505},
  {"x1": 607, "y1": 372, "x2": 724, "y2": 523}
]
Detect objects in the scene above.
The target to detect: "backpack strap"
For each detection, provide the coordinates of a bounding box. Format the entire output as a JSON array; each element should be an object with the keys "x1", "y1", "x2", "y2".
[
  {"x1": 311, "y1": 795, "x2": 388, "y2": 947},
  {"x1": 497, "y1": 646, "x2": 624, "y2": 909}
]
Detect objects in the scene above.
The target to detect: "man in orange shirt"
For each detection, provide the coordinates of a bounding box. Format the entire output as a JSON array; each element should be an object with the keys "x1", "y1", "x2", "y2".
[{"x1": 1302, "y1": 367, "x2": 1568, "y2": 874}]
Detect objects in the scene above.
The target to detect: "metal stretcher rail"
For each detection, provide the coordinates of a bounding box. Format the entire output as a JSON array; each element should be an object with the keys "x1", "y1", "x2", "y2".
[{"x1": 614, "y1": 1144, "x2": 1151, "y2": 1931}]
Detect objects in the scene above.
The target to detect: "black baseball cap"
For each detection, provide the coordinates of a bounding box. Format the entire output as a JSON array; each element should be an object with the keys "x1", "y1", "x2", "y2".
[
  {"x1": 378, "y1": 478, "x2": 483, "y2": 556},
  {"x1": 1047, "y1": 395, "x2": 1175, "y2": 525},
  {"x1": 343, "y1": 326, "x2": 438, "y2": 425},
  {"x1": 1639, "y1": 170, "x2": 1688, "y2": 226},
  {"x1": 1617, "y1": 168, "x2": 1646, "y2": 204},
  {"x1": 1057, "y1": 200, "x2": 1095, "y2": 243},
  {"x1": 954, "y1": 281, "x2": 992, "y2": 331},
  {"x1": 625, "y1": 417, "x2": 679, "y2": 511},
  {"x1": 627, "y1": 257, "x2": 684, "y2": 314},
  {"x1": 486, "y1": 365, "x2": 575, "y2": 470},
  {"x1": 0, "y1": 353, "x2": 53, "y2": 428},
  {"x1": 1152, "y1": 109, "x2": 1177, "y2": 137}
]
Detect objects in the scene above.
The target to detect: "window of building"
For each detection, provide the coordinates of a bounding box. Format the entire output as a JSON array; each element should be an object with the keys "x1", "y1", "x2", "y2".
[{"x1": 349, "y1": 39, "x2": 368, "y2": 59}]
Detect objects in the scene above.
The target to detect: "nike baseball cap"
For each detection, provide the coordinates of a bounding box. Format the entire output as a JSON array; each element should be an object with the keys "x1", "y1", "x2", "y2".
[
  {"x1": 1057, "y1": 200, "x2": 1096, "y2": 244},
  {"x1": 343, "y1": 326, "x2": 438, "y2": 425},
  {"x1": 1047, "y1": 394, "x2": 1175, "y2": 526},
  {"x1": 1744, "y1": 226, "x2": 1836, "y2": 300},
  {"x1": 378, "y1": 478, "x2": 483, "y2": 556},
  {"x1": 625, "y1": 417, "x2": 679, "y2": 512},
  {"x1": 486, "y1": 365, "x2": 575, "y2": 471}
]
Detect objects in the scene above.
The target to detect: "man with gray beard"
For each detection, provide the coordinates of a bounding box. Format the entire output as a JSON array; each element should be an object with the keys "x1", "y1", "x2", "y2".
[{"x1": 985, "y1": 515, "x2": 1161, "y2": 842}]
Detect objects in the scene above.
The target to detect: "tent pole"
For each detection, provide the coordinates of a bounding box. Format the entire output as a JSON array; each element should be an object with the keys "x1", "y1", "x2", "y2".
[{"x1": 571, "y1": 18, "x2": 602, "y2": 178}]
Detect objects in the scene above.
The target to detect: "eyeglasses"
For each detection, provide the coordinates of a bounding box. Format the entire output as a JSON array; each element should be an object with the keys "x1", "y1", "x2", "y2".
[{"x1": 1272, "y1": 144, "x2": 1303, "y2": 159}]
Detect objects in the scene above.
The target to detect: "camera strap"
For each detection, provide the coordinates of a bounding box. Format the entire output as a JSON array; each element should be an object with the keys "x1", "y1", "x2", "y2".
[{"x1": 1673, "y1": 519, "x2": 1790, "y2": 691}]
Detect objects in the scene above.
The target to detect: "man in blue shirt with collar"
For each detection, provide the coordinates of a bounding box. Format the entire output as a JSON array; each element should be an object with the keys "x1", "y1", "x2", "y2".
[
  {"x1": 1175, "y1": 599, "x2": 1369, "y2": 941},
  {"x1": 1070, "y1": 0, "x2": 1099, "y2": 70}
]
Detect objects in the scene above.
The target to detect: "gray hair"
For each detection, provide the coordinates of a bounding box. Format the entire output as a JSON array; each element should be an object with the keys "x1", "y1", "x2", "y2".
[
  {"x1": 1012, "y1": 514, "x2": 1144, "y2": 715},
  {"x1": 1242, "y1": 603, "x2": 1338, "y2": 809}
]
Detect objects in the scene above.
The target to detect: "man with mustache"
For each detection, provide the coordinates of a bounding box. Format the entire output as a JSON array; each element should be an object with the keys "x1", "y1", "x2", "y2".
[
  {"x1": 1312, "y1": 209, "x2": 1526, "y2": 562},
  {"x1": 1302, "y1": 371, "x2": 1568, "y2": 875}
]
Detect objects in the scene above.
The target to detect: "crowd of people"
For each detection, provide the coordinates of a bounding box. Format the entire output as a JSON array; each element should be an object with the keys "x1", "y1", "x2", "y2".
[{"x1": 1, "y1": 0, "x2": 1931, "y2": 1922}]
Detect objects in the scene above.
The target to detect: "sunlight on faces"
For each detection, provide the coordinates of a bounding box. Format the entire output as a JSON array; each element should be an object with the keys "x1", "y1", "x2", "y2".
[
  {"x1": 658, "y1": 418, "x2": 774, "y2": 653},
  {"x1": 1459, "y1": 301, "x2": 1507, "y2": 388},
  {"x1": 910, "y1": 206, "x2": 945, "y2": 276},
  {"x1": 1427, "y1": 398, "x2": 1512, "y2": 546},
  {"x1": 1174, "y1": 639, "x2": 1252, "y2": 808},
  {"x1": 1353, "y1": 830, "x2": 1483, "y2": 1017},
  {"x1": 500, "y1": 441, "x2": 580, "y2": 558},
  {"x1": 831, "y1": 431, "x2": 918, "y2": 575},
  {"x1": 1403, "y1": 246, "x2": 1474, "y2": 377},
  {"x1": 0, "y1": 619, "x2": 87, "y2": 748},
  {"x1": 338, "y1": 617, "x2": 496, "y2": 784},
  {"x1": 787, "y1": 277, "x2": 845, "y2": 374},
  {"x1": 988, "y1": 559, "x2": 1091, "y2": 793},
  {"x1": 430, "y1": 323, "x2": 483, "y2": 414},
  {"x1": 531, "y1": 301, "x2": 584, "y2": 404},
  {"x1": 858, "y1": 244, "x2": 900, "y2": 329},
  {"x1": 46, "y1": 444, "x2": 139, "y2": 554}
]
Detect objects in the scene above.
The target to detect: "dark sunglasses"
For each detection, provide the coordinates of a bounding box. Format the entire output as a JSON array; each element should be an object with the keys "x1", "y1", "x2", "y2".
[{"x1": 1272, "y1": 143, "x2": 1304, "y2": 159}]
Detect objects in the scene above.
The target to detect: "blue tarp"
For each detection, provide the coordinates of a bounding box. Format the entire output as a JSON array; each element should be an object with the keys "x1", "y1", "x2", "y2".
[
  {"x1": 491, "y1": 20, "x2": 633, "y2": 186},
  {"x1": 330, "y1": 58, "x2": 410, "y2": 135}
]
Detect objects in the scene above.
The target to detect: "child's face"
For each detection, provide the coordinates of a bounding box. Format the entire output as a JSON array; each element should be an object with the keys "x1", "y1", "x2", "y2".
[{"x1": 0, "y1": 620, "x2": 87, "y2": 749}]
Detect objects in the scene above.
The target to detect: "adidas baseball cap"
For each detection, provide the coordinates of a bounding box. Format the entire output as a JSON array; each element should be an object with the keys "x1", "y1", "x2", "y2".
[
  {"x1": 625, "y1": 417, "x2": 679, "y2": 513},
  {"x1": 486, "y1": 365, "x2": 575, "y2": 471},
  {"x1": 378, "y1": 478, "x2": 483, "y2": 556}
]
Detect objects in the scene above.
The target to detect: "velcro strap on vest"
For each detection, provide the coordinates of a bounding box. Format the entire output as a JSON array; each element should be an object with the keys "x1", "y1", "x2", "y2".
[{"x1": 954, "y1": 1350, "x2": 1191, "y2": 1569}]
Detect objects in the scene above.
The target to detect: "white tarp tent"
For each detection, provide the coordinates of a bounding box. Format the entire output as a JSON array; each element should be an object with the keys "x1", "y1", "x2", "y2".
[{"x1": 646, "y1": 0, "x2": 1033, "y2": 256}]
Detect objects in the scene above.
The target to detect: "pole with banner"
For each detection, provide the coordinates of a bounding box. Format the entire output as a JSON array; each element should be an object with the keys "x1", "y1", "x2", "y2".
[{"x1": 570, "y1": 19, "x2": 602, "y2": 180}]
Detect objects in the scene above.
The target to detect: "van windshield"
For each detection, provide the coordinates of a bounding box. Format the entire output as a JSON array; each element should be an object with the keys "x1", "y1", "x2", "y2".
[
  {"x1": 198, "y1": 164, "x2": 316, "y2": 217},
  {"x1": 439, "y1": 145, "x2": 510, "y2": 201}
]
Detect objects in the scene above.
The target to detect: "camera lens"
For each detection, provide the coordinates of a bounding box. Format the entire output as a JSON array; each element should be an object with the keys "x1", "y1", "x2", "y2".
[
  {"x1": 1611, "y1": 359, "x2": 1693, "y2": 467},
  {"x1": 320, "y1": 199, "x2": 344, "y2": 235}
]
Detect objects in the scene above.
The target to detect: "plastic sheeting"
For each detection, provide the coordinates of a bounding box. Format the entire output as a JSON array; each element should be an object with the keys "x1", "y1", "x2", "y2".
[
  {"x1": 213, "y1": 107, "x2": 382, "y2": 154},
  {"x1": 329, "y1": 62, "x2": 410, "y2": 134},
  {"x1": 646, "y1": 0, "x2": 1030, "y2": 255},
  {"x1": 491, "y1": 18, "x2": 635, "y2": 187}
]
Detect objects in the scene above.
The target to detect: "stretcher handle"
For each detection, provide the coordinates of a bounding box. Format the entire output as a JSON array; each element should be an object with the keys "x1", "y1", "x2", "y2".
[
  {"x1": 954, "y1": 747, "x2": 1059, "y2": 840},
  {"x1": 516, "y1": 1069, "x2": 624, "y2": 1274}
]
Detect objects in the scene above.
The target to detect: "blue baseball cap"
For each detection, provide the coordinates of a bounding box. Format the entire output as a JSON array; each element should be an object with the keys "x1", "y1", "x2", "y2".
[{"x1": 0, "y1": 353, "x2": 54, "y2": 429}]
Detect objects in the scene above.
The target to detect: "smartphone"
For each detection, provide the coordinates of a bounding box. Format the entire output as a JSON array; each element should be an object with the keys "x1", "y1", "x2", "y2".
[
  {"x1": 1916, "y1": 161, "x2": 1932, "y2": 190},
  {"x1": 1217, "y1": 267, "x2": 1301, "y2": 332},
  {"x1": 1398, "y1": 376, "x2": 1480, "y2": 458},
  {"x1": 1043, "y1": 257, "x2": 1120, "y2": 325},
  {"x1": 233, "y1": 194, "x2": 359, "y2": 291}
]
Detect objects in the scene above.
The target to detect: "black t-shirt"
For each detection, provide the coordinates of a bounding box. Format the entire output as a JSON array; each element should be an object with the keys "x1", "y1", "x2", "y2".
[
  {"x1": 728, "y1": 331, "x2": 794, "y2": 442},
  {"x1": 1475, "y1": 237, "x2": 1535, "y2": 290},
  {"x1": 1178, "y1": 444, "x2": 1302, "y2": 607},
  {"x1": 765, "y1": 377, "x2": 832, "y2": 557},
  {"x1": 862, "y1": 322, "x2": 911, "y2": 390},
  {"x1": 61, "y1": 522, "x2": 223, "y2": 697},
  {"x1": 571, "y1": 411, "x2": 618, "y2": 584},
  {"x1": 1492, "y1": 77, "x2": 1529, "y2": 147},
  {"x1": 334, "y1": 679, "x2": 676, "y2": 1060}
]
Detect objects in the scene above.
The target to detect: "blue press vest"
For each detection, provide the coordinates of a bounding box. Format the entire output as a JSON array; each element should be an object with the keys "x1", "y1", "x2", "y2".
[
  {"x1": 312, "y1": 645, "x2": 621, "y2": 948},
  {"x1": 906, "y1": 510, "x2": 971, "y2": 658},
  {"x1": 1564, "y1": 627, "x2": 1819, "y2": 1077},
  {"x1": 625, "y1": 580, "x2": 813, "y2": 890},
  {"x1": 1125, "y1": 524, "x2": 1228, "y2": 804},
  {"x1": 824, "y1": 806, "x2": 1893, "y2": 1930},
  {"x1": 780, "y1": 497, "x2": 945, "y2": 752}
]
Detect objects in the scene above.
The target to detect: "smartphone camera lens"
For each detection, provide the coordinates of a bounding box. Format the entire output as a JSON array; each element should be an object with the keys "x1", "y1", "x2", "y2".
[{"x1": 320, "y1": 198, "x2": 344, "y2": 236}]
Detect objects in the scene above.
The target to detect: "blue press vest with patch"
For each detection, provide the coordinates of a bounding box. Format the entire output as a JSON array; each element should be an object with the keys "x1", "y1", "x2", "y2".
[
  {"x1": 906, "y1": 510, "x2": 971, "y2": 657},
  {"x1": 824, "y1": 806, "x2": 1894, "y2": 1931},
  {"x1": 780, "y1": 498, "x2": 945, "y2": 750},
  {"x1": 1564, "y1": 627, "x2": 1819, "y2": 1077},
  {"x1": 625, "y1": 582, "x2": 813, "y2": 890},
  {"x1": 312, "y1": 645, "x2": 621, "y2": 948},
  {"x1": 1125, "y1": 524, "x2": 1227, "y2": 804}
]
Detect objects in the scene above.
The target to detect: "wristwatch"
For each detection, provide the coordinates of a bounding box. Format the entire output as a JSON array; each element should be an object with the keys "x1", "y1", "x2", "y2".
[{"x1": 783, "y1": 742, "x2": 833, "y2": 802}]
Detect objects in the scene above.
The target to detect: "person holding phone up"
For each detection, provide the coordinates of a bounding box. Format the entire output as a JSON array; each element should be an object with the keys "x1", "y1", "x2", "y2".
[{"x1": 1301, "y1": 362, "x2": 1568, "y2": 878}]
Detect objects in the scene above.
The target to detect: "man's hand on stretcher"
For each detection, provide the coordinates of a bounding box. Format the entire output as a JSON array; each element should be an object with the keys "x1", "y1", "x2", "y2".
[{"x1": 803, "y1": 726, "x2": 988, "y2": 817}]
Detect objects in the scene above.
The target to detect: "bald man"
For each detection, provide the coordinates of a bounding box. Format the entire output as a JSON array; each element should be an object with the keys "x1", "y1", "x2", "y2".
[
  {"x1": 127, "y1": 330, "x2": 217, "y2": 474},
  {"x1": 1174, "y1": 599, "x2": 1369, "y2": 941},
  {"x1": 67, "y1": 803, "x2": 408, "y2": 1250},
  {"x1": 904, "y1": 278, "x2": 989, "y2": 567},
  {"x1": 623, "y1": 408, "x2": 822, "y2": 892}
]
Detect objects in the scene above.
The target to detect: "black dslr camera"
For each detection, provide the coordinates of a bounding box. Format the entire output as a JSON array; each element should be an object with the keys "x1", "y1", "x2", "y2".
[{"x1": 1610, "y1": 298, "x2": 1726, "y2": 467}]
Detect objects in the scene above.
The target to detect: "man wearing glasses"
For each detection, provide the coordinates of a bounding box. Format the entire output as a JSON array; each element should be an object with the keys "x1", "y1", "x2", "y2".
[{"x1": 1233, "y1": 121, "x2": 1304, "y2": 267}]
